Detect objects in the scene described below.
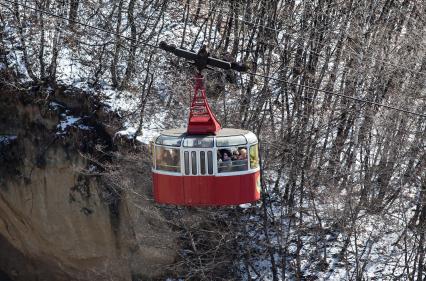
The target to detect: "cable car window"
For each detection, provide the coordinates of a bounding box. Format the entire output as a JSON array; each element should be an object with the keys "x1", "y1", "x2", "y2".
[
  {"x1": 245, "y1": 132, "x2": 258, "y2": 144},
  {"x1": 207, "y1": 151, "x2": 213, "y2": 175},
  {"x1": 200, "y1": 151, "x2": 206, "y2": 175},
  {"x1": 191, "y1": 151, "x2": 197, "y2": 175},
  {"x1": 155, "y1": 135, "x2": 182, "y2": 147},
  {"x1": 216, "y1": 136, "x2": 247, "y2": 147},
  {"x1": 217, "y1": 147, "x2": 248, "y2": 173},
  {"x1": 155, "y1": 147, "x2": 180, "y2": 172},
  {"x1": 183, "y1": 137, "x2": 214, "y2": 147},
  {"x1": 184, "y1": 151, "x2": 190, "y2": 175},
  {"x1": 250, "y1": 144, "x2": 259, "y2": 169}
]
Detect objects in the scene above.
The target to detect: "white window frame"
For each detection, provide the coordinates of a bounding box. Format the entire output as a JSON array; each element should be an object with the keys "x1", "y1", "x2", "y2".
[
  {"x1": 215, "y1": 143, "x2": 261, "y2": 176},
  {"x1": 152, "y1": 137, "x2": 260, "y2": 177},
  {"x1": 152, "y1": 144, "x2": 183, "y2": 176},
  {"x1": 180, "y1": 147, "x2": 216, "y2": 177}
]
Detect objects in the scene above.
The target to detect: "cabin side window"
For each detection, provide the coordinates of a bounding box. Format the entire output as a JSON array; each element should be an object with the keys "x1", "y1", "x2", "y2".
[
  {"x1": 217, "y1": 146, "x2": 248, "y2": 173},
  {"x1": 249, "y1": 144, "x2": 259, "y2": 169},
  {"x1": 155, "y1": 146, "x2": 181, "y2": 173}
]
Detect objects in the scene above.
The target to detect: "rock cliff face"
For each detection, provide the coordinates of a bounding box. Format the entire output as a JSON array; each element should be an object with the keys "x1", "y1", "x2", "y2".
[{"x1": 0, "y1": 83, "x2": 177, "y2": 280}]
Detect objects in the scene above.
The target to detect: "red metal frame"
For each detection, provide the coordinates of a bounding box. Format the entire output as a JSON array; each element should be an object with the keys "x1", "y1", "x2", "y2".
[{"x1": 187, "y1": 74, "x2": 221, "y2": 135}]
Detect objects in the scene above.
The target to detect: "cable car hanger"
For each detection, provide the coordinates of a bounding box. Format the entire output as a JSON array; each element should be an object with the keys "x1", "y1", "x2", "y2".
[
  {"x1": 159, "y1": 41, "x2": 250, "y2": 135},
  {"x1": 159, "y1": 41, "x2": 249, "y2": 73}
]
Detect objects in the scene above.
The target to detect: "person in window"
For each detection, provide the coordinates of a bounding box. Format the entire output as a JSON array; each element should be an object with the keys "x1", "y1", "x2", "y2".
[
  {"x1": 238, "y1": 148, "x2": 247, "y2": 160},
  {"x1": 223, "y1": 151, "x2": 232, "y2": 163},
  {"x1": 217, "y1": 150, "x2": 223, "y2": 162},
  {"x1": 229, "y1": 148, "x2": 248, "y2": 171},
  {"x1": 218, "y1": 149, "x2": 232, "y2": 162},
  {"x1": 218, "y1": 150, "x2": 232, "y2": 172},
  {"x1": 232, "y1": 149, "x2": 240, "y2": 160}
]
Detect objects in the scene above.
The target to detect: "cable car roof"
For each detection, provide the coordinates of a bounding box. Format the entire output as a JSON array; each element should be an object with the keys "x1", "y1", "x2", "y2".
[{"x1": 160, "y1": 128, "x2": 253, "y2": 138}]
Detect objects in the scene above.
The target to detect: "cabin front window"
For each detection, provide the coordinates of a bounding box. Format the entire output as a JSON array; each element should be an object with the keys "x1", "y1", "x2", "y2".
[
  {"x1": 155, "y1": 146, "x2": 181, "y2": 173},
  {"x1": 182, "y1": 149, "x2": 214, "y2": 176}
]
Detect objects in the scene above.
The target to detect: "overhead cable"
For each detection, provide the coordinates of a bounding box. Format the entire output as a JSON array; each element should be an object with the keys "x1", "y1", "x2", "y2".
[{"x1": 1, "y1": 0, "x2": 425, "y2": 118}]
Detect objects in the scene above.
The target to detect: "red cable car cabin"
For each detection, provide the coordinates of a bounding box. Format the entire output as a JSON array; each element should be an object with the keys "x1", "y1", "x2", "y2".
[
  {"x1": 153, "y1": 42, "x2": 260, "y2": 206},
  {"x1": 152, "y1": 128, "x2": 261, "y2": 206}
]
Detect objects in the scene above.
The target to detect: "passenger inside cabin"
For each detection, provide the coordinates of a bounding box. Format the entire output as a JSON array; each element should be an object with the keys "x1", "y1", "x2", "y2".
[
  {"x1": 228, "y1": 147, "x2": 247, "y2": 171},
  {"x1": 217, "y1": 147, "x2": 250, "y2": 173},
  {"x1": 238, "y1": 148, "x2": 247, "y2": 160},
  {"x1": 217, "y1": 149, "x2": 231, "y2": 162},
  {"x1": 218, "y1": 150, "x2": 232, "y2": 172},
  {"x1": 217, "y1": 150, "x2": 222, "y2": 162},
  {"x1": 232, "y1": 150, "x2": 240, "y2": 160},
  {"x1": 222, "y1": 151, "x2": 232, "y2": 163}
]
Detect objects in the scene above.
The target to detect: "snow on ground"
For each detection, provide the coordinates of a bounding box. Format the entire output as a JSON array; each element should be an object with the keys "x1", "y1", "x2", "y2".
[
  {"x1": 237, "y1": 175, "x2": 419, "y2": 281},
  {"x1": 101, "y1": 88, "x2": 140, "y2": 113},
  {"x1": 51, "y1": 101, "x2": 93, "y2": 134},
  {"x1": 115, "y1": 110, "x2": 167, "y2": 144},
  {"x1": 57, "y1": 115, "x2": 81, "y2": 132},
  {"x1": 135, "y1": 113, "x2": 166, "y2": 144},
  {"x1": 56, "y1": 113, "x2": 93, "y2": 134}
]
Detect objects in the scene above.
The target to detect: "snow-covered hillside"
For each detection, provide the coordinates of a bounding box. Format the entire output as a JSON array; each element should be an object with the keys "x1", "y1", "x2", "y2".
[{"x1": 1, "y1": 0, "x2": 425, "y2": 280}]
